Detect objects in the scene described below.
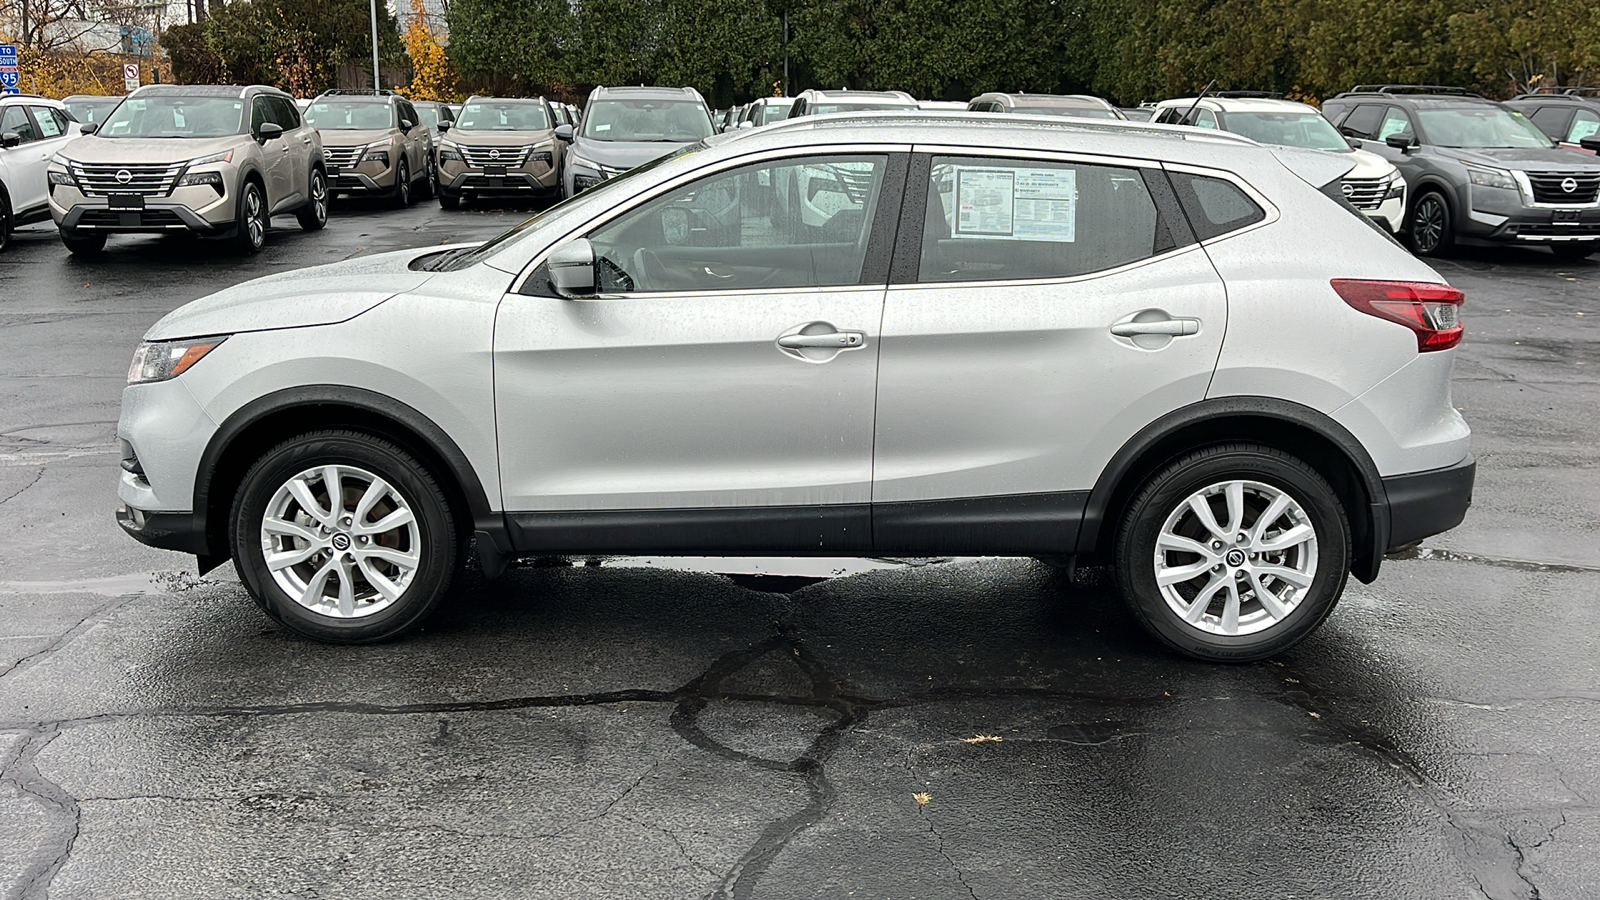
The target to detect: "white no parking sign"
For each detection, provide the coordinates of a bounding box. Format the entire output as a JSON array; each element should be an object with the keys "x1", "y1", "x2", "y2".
[{"x1": 123, "y1": 63, "x2": 139, "y2": 93}]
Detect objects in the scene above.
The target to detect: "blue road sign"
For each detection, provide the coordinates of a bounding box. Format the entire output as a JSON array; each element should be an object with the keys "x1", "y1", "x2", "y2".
[
  {"x1": 2, "y1": 43, "x2": 21, "y2": 94},
  {"x1": 0, "y1": 44, "x2": 17, "y2": 66},
  {"x1": 0, "y1": 72, "x2": 19, "y2": 88}
]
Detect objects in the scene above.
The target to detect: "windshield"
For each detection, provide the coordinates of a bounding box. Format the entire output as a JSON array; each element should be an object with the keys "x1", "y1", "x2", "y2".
[
  {"x1": 414, "y1": 105, "x2": 440, "y2": 128},
  {"x1": 98, "y1": 96, "x2": 243, "y2": 138},
  {"x1": 66, "y1": 98, "x2": 120, "y2": 125},
  {"x1": 1008, "y1": 105, "x2": 1120, "y2": 120},
  {"x1": 581, "y1": 99, "x2": 712, "y2": 142},
  {"x1": 304, "y1": 101, "x2": 394, "y2": 130},
  {"x1": 457, "y1": 100, "x2": 549, "y2": 131},
  {"x1": 1223, "y1": 111, "x2": 1350, "y2": 152},
  {"x1": 759, "y1": 102, "x2": 794, "y2": 125},
  {"x1": 440, "y1": 143, "x2": 702, "y2": 271},
  {"x1": 1416, "y1": 107, "x2": 1555, "y2": 149}
]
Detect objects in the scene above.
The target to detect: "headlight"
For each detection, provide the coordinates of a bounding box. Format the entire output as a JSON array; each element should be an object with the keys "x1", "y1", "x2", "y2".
[
  {"x1": 1467, "y1": 166, "x2": 1516, "y2": 191},
  {"x1": 569, "y1": 155, "x2": 600, "y2": 172},
  {"x1": 188, "y1": 149, "x2": 234, "y2": 167},
  {"x1": 438, "y1": 140, "x2": 462, "y2": 162},
  {"x1": 127, "y1": 336, "x2": 228, "y2": 385},
  {"x1": 178, "y1": 171, "x2": 225, "y2": 188},
  {"x1": 48, "y1": 170, "x2": 76, "y2": 186},
  {"x1": 51, "y1": 152, "x2": 73, "y2": 167},
  {"x1": 362, "y1": 140, "x2": 392, "y2": 164},
  {"x1": 1386, "y1": 173, "x2": 1406, "y2": 200}
]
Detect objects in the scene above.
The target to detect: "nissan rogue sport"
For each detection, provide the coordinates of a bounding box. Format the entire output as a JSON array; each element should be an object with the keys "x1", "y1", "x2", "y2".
[
  {"x1": 114, "y1": 113, "x2": 1474, "y2": 662},
  {"x1": 48, "y1": 84, "x2": 327, "y2": 255}
]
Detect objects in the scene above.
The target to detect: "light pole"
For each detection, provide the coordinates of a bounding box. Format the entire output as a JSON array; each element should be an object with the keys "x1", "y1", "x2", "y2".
[{"x1": 369, "y1": 0, "x2": 381, "y2": 90}]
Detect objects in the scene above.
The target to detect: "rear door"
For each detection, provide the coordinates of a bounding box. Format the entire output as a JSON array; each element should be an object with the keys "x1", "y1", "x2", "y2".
[
  {"x1": 871, "y1": 148, "x2": 1227, "y2": 553},
  {"x1": 493, "y1": 147, "x2": 908, "y2": 551}
]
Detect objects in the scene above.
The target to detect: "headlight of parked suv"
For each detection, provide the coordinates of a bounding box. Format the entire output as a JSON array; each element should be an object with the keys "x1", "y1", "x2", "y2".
[
  {"x1": 362, "y1": 140, "x2": 391, "y2": 165},
  {"x1": 187, "y1": 149, "x2": 234, "y2": 167},
  {"x1": 127, "y1": 336, "x2": 228, "y2": 385},
  {"x1": 437, "y1": 140, "x2": 463, "y2": 162},
  {"x1": 50, "y1": 152, "x2": 73, "y2": 167},
  {"x1": 1467, "y1": 166, "x2": 1516, "y2": 191},
  {"x1": 1386, "y1": 172, "x2": 1406, "y2": 200},
  {"x1": 569, "y1": 155, "x2": 600, "y2": 172}
]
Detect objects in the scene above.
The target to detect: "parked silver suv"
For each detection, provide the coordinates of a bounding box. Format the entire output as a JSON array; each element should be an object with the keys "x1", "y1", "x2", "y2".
[
  {"x1": 48, "y1": 84, "x2": 327, "y2": 255},
  {"x1": 115, "y1": 113, "x2": 1474, "y2": 661}
]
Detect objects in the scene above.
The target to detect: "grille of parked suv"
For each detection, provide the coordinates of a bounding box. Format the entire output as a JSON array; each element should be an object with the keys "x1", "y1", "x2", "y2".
[
  {"x1": 322, "y1": 147, "x2": 364, "y2": 169},
  {"x1": 461, "y1": 145, "x2": 533, "y2": 168},
  {"x1": 1340, "y1": 176, "x2": 1388, "y2": 211},
  {"x1": 69, "y1": 162, "x2": 182, "y2": 197},
  {"x1": 1527, "y1": 171, "x2": 1600, "y2": 204}
]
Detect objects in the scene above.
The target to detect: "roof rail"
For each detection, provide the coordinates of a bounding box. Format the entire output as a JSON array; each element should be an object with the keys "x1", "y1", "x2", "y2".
[
  {"x1": 319, "y1": 89, "x2": 396, "y2": 97},
  {"x1": 1213, "y1": 90, "x2": 1284, "y2": 99},
  {"x1": 1348, "y1": 84, "x2": 1484, "y2": 97}
]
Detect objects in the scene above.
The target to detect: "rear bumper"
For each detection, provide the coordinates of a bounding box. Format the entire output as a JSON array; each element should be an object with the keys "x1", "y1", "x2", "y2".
[{"x1": 1382, "y1": 454, "x2": 1476, "y2": 551}]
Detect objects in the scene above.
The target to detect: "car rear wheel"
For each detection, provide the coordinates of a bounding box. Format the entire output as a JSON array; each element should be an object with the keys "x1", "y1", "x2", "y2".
[
  {"x1": 60, "y1": 228, "x2": 107, "y2": 255},
  {"x1": 1550, "y1": 242, "x2": 1597, "y2": 260},
  {"x1": 1407, "y1": 191, "x2": 1454, "y2": 257},
  {"x1": 233, "y1": 180, "x2": 267, "y2": 253},
  {"x1": 0, "y1": 193, "x2": 11, "y2": 252},
  {"x1": 295, "y1": 168, "x2": 328, "y2": 232},
  {"x1": 390, "y1": 160, "x2": 412, "y2": 209},
  {"x1": 1114, "y1": 444, "x2": 1350, "y2": 662},
  {"x1": 230, "y1": 430, "x2": 459, "y2": 643}
]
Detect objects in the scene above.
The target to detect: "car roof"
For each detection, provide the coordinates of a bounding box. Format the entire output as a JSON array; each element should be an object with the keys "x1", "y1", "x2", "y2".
[
  {"x1": 804, "y1": 89, "x2": 916, "y2": 103},
  {"x1": 1507, "y1": 92, "x2": 1600, "y2": 107},
  {"x1": 1326, "y1": 91, "x2": 1498, "y2": 108},
  {"x1": 134, "y1": 84, "x2": 288, "y2": 99},
  {"x1": 1157, "y1": 96, "x2": 1316, "y2": 114},
  {"x1": 593, "y1": 86, "x2": 700, "y2": 100},
  {"x1": 978, "y1": 93, "x2": 1115, "y2": 108}
]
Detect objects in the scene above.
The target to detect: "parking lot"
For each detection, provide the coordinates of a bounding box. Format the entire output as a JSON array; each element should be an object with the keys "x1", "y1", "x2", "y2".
[{"x1": 1, "y1": 201, "x2": 1597, "y2": 898}]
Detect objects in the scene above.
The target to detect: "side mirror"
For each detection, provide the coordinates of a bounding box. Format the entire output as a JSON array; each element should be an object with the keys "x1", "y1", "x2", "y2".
[
  {"x1": 548, "y1": 238, "x2": 597, "y2": 298},
  {"x1": 555, "y1": 124, "x2": 574, "y2": 142},
  {"x1": 400, "y1": 119, "x2": 414, "y2": 131},
  {"x1": 257, "y1": 122, "x2": 284, "y2": 142},
  {"x1": 737, "y1": 120, "x2": 755, "y2": 130},
  {"x1": 79, "y1": 122, "x2": 99, "y2": 135},
  {"x1": 438, "y1": 121, "x2": 450, "y2": 132},
  {"x1": 1346, "y1": 136, "x2": 1362, "y2": 150},
  {"x1": 0, "y1": 131, "x2": 20, "y2": 149},
  {"x1": 1581, "y1": 136, "x2": 1600, "y2": 153},
  {"x1": 1385, "y1": 132, "x2": 1413, "y2": 151}
]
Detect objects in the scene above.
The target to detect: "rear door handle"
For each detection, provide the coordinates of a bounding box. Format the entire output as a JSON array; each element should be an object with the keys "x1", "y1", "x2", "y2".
[
  {"x1": 778, "y1": 331, "x2": 864, "y2": 349},
  {"x1": 1110, "y1": 319, "x2": 1200, "y2": 337}
]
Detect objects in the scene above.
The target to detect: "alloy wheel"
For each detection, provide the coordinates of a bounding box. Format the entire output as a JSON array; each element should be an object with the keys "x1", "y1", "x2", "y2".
[
  {"x1": 244, "y1": 186, "x2": 266, "y2": 249},
  {"x1": 260, "y1": 464, "x2": 421, "y2": 619},
  {"x1": 1152, "y1": 479, "x2": 1319, "y2": 637},
  {"x1": 1412, "y1": 196, "x2": 1445, "y2": 254}
]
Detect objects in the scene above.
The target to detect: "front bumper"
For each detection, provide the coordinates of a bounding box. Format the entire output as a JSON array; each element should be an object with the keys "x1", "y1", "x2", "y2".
[
  {"x1": 1460, "y1": 185, "x2": 1600, "y2": 243},
  {"x1": 117, "y1": 505, "x2": 210, "y2": 556},
  {"x1": 1383, "y1": 454, "x2": 1476, "y2": 551},
  {"x1": 441, "y1": 169, "x2": 558, "y2": 198},
  {"x1": 50, "y1": 183, "x2": 236, "y2": 235}
]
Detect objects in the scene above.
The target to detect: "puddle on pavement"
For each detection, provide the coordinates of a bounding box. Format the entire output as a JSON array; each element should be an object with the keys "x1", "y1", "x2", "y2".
[{"x1": 0, "y1": 572, "x2": 171, "y2": 596}]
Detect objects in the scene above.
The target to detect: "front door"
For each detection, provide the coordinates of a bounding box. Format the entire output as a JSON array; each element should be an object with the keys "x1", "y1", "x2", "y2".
[
  {"x1": 1, "y1": 104, "x2": 49, "y2": 214},
  {"x1": 251, "y1": 97, "x2": 293, "y2": 210},
  {"x1": 871, "y1": 151, "x2": 1228, "y2": 553},
  {"x1": 494, "y1": 150, "x2": 906, "y2": 553}
]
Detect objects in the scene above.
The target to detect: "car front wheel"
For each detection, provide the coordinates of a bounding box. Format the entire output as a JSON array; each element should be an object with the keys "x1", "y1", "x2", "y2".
[
  {"x1": 1114, "y1": 444, "x2": 1350, "y2": 662},
  {"x1": 1407, "y1": 191, "x2": 1454, "y2": 257},
  {"x1": 1550, "y1": 242, "x2": 1597, "y2": 260},
  {"x1": 233, "y1": 180, "x2": 267, "y2": 253},
  {"x1": 60, "y1": 228, "x2": 107, "y2": 255},
  {"x1": 230, "y1": 430, "x2": 459, "y2": 643},
  {"x1": 390, "y1": 160, "x2": 411, "y2": 209}
]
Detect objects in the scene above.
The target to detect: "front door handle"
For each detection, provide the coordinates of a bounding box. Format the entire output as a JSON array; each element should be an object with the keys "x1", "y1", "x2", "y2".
[
  {"x1": 778, "y1": 331, "x2": 864, "y2": 349},
  {"x1": 1110, "y1": 318, "x2": 1200, "y2": 337}
]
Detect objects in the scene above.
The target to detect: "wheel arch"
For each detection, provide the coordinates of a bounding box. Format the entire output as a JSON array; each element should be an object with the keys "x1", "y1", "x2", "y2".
[
  {"x1": 193, "y1": 385, "x2": 505, "y2": 572},
  {"x1": 1077, "y1": 397, "x2": 1389, "y2": 583}
]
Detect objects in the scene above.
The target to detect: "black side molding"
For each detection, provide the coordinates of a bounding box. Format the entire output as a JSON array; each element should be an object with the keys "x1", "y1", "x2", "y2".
[
  {"x1": 507, "y1": 504, "x2": 872, "y2": 555},
  {"x1": 873, "y1": 491, "x2": 1087, "y2": 556}
]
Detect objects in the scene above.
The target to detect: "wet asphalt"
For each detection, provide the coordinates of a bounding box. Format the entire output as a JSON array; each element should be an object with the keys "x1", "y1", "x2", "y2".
[{"x1": 0, "y1": 200, "x2": 1597, "y2": 899}]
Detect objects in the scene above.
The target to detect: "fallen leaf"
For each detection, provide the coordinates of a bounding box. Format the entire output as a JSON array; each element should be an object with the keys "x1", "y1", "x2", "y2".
[
  {"x1": 960, "y1": 735, "x2": 1002, "y2": 744},
  {"x1": 912, "y1": 792, "x2": 932, "y2": 806}
]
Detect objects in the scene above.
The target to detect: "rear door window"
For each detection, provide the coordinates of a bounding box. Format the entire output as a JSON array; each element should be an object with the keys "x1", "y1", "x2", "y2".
[
  {"x1": 916, "y1": 156, "x2": 1170, "y2": 283},
  {"x1": 28, "y1": 105, "x2": 68, "y2": 138}
]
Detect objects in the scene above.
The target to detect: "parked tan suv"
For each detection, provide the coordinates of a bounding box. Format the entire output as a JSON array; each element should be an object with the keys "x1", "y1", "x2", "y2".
[
  {"x1": 47, "y1": 84, "x2": 327, "y2": 255},
  {"x1": 304, "y1": 90, "x2": 432, "y2": 208},
  {"x1": 435, "y1": 95, "x2": 563, "y2": 209}
]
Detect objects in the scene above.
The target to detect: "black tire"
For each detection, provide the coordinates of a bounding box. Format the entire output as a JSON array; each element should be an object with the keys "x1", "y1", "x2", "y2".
[
  {"x1": 438, "y1": 189, "x2": 461, "y2": 210},
  {"x1": 1407, "y1": 191, "x2": 1454, "y2": 257},
  {"x1": 233, "y1": 180, "x2": 267, "y2": 253},
  {"x1": 390, "y1": 159, "x2": 412, "y2": 209},
  {"x1": 0, "y1": 192, "x2": 11, "y2": 253},
  {"x1": 230, "y1": 430, "x2": 460, "y2": 643},
  {"x1": 1113, "y1": 444, "x2": 1351, "y2": 662},
  {"x1": 295, "y1": 168, "x2": 329, "y2": 232},
  {"x1": 420, "y1": 162, "x2": 437, "y2": 200},
  {"x1": 60, "y1": 228, "x2": 107, "y2": 255},
  {"x1": 1550, "y1": 242, "x2": 1597, "y2": 260}
]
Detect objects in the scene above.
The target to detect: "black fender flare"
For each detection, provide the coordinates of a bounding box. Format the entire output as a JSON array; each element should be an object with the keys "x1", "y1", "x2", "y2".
[{"x1": 1076, "y1": 396, "x2": 1390, "y2": 583}]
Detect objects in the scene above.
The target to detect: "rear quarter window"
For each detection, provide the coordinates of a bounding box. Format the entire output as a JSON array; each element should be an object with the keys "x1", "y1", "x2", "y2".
[{"x1": 1167, "y1": 171, "x2": 1266, "y2": 241}]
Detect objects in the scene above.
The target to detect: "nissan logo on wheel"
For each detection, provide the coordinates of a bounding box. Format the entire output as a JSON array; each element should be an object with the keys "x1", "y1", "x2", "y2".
[
  {"x1": 1562, "y1": 177, "x2": 1579, "y2": 194},
  {"x1": 115, "y1": 169, "x2": 133, "y2": 184}
]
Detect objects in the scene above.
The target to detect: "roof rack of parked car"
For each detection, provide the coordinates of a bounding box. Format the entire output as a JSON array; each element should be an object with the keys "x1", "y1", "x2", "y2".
[
  {"x1": 1509, "y1": 87, "x2": 1600, "y2": 99},
  {"x1": 1211, "y1": 91, "x2": 1284, "y2": 99},
  {"x1": 319, "y1": 89, "x2": 397, "y2": 97},
  {"x1": 1347, "y1": 85, "x2": 1484, "y2": 97}
]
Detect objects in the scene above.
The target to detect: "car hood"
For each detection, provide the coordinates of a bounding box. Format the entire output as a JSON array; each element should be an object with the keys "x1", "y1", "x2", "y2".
[
  {"x1": 60, "y1": 134, "x2": 245, "y2": 165},
  {"x1": 569, "y1": 138, "x2": 690, "y2": 171},
  {"x1": 446, "y1": 128, "x2": 556, "y2": 147},
  {"x1": 1347, "y1": 148, "x2": 1399, "y2": 179},
  {"x1": 1435, "y1": 146, "x2": 1600, "y2": 171},
  {"x1": 317, "y1": 128, "x2": 396, "y2": 148},
  {"x1": 146, "y1": 248, "x2": 436, "y2": 341}
]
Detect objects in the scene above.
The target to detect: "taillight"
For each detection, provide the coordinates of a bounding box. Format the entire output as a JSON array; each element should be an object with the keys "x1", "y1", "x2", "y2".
[{"x1": 1330, "y1": 279, "x2": 1464, "y2": 352}]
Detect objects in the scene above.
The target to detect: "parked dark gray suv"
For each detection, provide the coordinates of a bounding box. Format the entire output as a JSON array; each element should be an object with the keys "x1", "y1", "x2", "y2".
[
  {"x1": 1505, "y1": 89, "x2": 1600, "y2": 155},
  {"x1": 1322, "y1": 85, "x2": 1600, "y2": 258}
]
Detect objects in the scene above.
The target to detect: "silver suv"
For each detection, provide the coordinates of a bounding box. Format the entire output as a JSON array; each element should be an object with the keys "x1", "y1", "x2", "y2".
[
  {"x1": 558, "y1": 86, "x2": 715, "y2": 198},
  {"x1": 48, "y1": 84, "x2": 327, "y2": 255},
  {"x1": 2, "y1": 95, "x2": 77, "y2": 253},
  {"x1": 115, "y1": 113, "x2": 1474, "y2": 661}
]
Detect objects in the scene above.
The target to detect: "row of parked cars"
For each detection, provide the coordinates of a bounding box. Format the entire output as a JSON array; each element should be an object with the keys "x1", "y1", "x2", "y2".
[{"x1": 5, "y1": 81, "x2": 1600, "y2": 258}]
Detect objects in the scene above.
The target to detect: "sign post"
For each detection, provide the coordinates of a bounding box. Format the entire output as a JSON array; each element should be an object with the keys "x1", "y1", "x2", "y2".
[
  {"x1": 0, "y1": 45, "x2": 20, "y2": 96},
  {"x1": 123, "y1": 63, "x2": 140, "y2": 94}
]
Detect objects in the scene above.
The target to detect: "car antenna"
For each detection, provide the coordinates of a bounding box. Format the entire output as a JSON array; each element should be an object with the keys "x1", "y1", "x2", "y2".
[{"x1": 1181, "y1": 79, "x2": 1217, "y2": 125}]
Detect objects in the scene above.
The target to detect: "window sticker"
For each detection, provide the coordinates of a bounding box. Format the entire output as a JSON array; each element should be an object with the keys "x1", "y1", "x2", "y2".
[
  {"x1": 954, "y1": 166, "x2": 1077, "y2": 242},
  {"x1": 1570, "y1": 116, "x2": 1600, "y2": 143},
  {"x1": 33, "y1": 109, "x2": 62, "y2": 138}
]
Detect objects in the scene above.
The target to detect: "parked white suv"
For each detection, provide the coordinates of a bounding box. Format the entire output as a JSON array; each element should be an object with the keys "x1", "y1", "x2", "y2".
[
  {"x1": 0, "y1": 95, "x2": 76, "y2": 252},
  {"x1": 1153, "y1": 94, "x2": 1407, "y2": 232},
  {"x1": 115, "y1": 113, "x2": 1473, "y2": 661}
]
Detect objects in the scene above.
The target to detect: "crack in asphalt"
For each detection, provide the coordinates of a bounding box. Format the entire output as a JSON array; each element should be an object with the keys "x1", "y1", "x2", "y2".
[
  {"x1": 0, "y1": 465, "x2": 45, "y2": 507},
  {"x1": 1388, "y1": 546, "x2": 1600, "y2": 575},
  {"x1": 0, "y1": 593, "x2": 140, "y2": 683},
  {"x1": 2, "y1": 727, "x2": 81, "y2": 900}
]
